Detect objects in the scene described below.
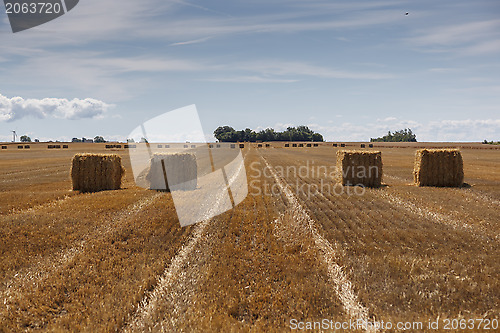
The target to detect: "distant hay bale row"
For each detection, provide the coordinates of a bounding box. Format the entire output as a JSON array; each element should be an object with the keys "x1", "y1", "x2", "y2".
[
  {"x1": 71, "y1": 154, "x2": 125, "y2": 192},
  {"x1": 105, "y1": 144, "x2": 122, "y2": 149},
  {"x1": 1, "y1": 146, "x2": 7, "y2": 150},
  {"x1": 48, "y1": 145, "x2": 61, "y2": 149},
  {"x1": 146, "y1": 153, "x2": 197, "y2": 191},
  {"x1": 336, "y1": 150, "x2": 383, "y2": 187},
  {"x1": 413, "y1": 149, "x2": 464, "y2": 187}
]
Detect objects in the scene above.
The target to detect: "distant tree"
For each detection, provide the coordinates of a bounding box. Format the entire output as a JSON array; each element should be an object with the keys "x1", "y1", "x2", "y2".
[
  {"x1": 139, "y1": 137, "x2": 148, "y2": 143},
  {"x1": 371, "y1": 128, "x2": 417, "y2": 142},
  {"x1": 127, "y1": 138, "x2": 135, "y2": 143},
  {"x1": 20, "y1": 135, "x2": 31, "y2": 142},
  {"x1": 214, "y1": 126, "x2": 236, "y2": 141},
  {"x1": 214, "y1": 125, "x2": 324, "y2": 142},
  {"x1": 312, "y1": 133, "x2": 324, "y2": 142},
  {"x1": 94, "y1": 136, "x2": 106, "y2": 143},
  {"x1": 72, "y1": 138, "x2": 82, "y2": 142},
  {"x1": 34, "y1": 139, "x2": 40, "y2": 142}
]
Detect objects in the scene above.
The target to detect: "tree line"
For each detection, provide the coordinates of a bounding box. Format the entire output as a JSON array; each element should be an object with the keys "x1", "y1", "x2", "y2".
[
  {"x1": 214, "y1": 126, "x2": 324, "y2": 142},
  {"x1": 370, "y1": 128, "x2": 417, "y2": 142}
]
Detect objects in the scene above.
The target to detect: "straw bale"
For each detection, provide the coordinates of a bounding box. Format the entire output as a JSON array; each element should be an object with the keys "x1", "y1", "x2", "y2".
[
  {"x1": 336, "y1": 150, "x2": 383, "y2": 187},
  {"x1": 413, "y1": 149, "x2": 464, "y2": 187},
  {"x1": 146, "y1": 153, "x2": 197, "y2": 191},
  {"x1": 71, "y1": 154, "x2": 125, "y2": 192}
]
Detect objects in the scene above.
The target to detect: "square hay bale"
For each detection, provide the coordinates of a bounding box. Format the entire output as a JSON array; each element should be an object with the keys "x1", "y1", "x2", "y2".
[
  {"x1": 24, "y1": 145, "x2": 30, "y2": 149},
  {"x1": 299, "y1": 143, "x2": 304, "y2": 147},
  {"x1": 333, "y1": 143, "x2": 338, "y2": 147},
  {"x1": 239, "y1": 144, "x2": 245, "y2": 148},
  {"x1": 340, "y1": 143, "x2": 346, "y2": 147},
  {"x1": 258, "y1": 144, "x2": 263, "y2": 148},
  {"x1": 266, "y1": 144, "x2": 270, "y2": 148},
  {"x1": 63, "y1": 145, "x2": 68, "y2": 149},
  {"x1": 146, "y1": 153, "x2": 197, "y2": 191},
  {"x1": 71, "y1": 154, "x2": 125, "y2": 192},
  {"x1": 313, "y1": 143, "x2": 318, "y2": 147},
  {"x1": 292, "y1": 143, "x2": 297, "y2": 147},
  {"x1": 306, "y1": 143, "x2": 312, "y2": 147},
  {"x1": 17, "y1": 145, "x2": 23, "y2": 149},
  {"x1": 369, "y1": 144, "x2": 373, "y2": 148},
  {"x1": 336, "y1": 150, "x2": 383, "y2": 187},
  {"x1": 360, "y1": 144, "x2": 365, "y2": 148},
  {"x1": 1, "y1": 146, "x2": 7, "y2": 150},
  {"x1": 285, "y1": 144, "x2": 290, "y2": 147},
  {"x1": 413, "y1": 149, "x2": 464, "y2": 187}
]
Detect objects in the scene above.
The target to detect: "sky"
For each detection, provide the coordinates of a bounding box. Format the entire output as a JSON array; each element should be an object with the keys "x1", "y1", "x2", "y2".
[{"x1": 0, "y1": 0, "x2": 499, "y2": 142}]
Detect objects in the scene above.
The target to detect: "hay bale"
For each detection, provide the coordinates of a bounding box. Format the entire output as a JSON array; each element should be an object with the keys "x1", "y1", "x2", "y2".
[
  {"x1": 265, "y1": 144, "x2": 270, "y2": 148},
  {"x1": 146, "y1": 153, "x2": 197, "y2": 191},
  {"x1": 17, "y1": 145, "x2": 23, "y2": 149},
  {"x1": 239, "y1": 144, "x2": 245, "y2": 148},
  {"x1": 360, "y1": 144, "x2": 365, "y2": 148},
  {"x1": 71, "y1": 154, "x2": 125, "y2": 192},
  {"x1": 258, "y1": 144, "x2": 263, "y2": 148},
  {"x1": 1, "y1": 146, "x2": 7, "y2": 150},
  {"x1": 306, "y1": 143, "x2": 312, "y2": 147},
  {"x1": 63, "y1": 145, "x2": 69, "y2": 149},
  {"x1": 285, "y1": 144, "x2": 290, "y2": 147},
  {"x1": 340, "y1": 143, "x2": 346, "y2": 147},
  {"x1": 333, "y1": 143, "x2": 337, "y2": 147},
  {"x1": 413, "y1": 149, "x2": 464, "y2": 187},
  {"x1": 369, "y1": 144, "x2": 373, "y2": 148},
  {"x1": 313, "y1": 143, "x2": 318, "y2": 147},
  {"x1": 336, "y1": 150, "x2": 383, "y2": 187}
]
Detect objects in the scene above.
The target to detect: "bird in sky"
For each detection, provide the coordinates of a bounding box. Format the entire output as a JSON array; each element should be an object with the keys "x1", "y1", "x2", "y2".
[{"x1": 405, "y1": 12, "x2": 409, "y2": 15}]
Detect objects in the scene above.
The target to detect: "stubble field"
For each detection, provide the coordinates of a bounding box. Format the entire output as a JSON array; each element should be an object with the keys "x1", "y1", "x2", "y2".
[{"x1": 0, "y1": 142, "x2": 498, "y2": 332}]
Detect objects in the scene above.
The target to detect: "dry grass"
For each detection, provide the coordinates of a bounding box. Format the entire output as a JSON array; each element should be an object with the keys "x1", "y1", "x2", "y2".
[{"x1": 0, "y1": 144, "x2": 498, "y2": 331}]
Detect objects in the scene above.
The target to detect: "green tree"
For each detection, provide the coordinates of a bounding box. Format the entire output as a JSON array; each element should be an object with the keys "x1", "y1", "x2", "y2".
[
  {"x1": 94, "y1": 136, "x2": 106, "y2": 143},
  {"x1": 20, "y1": 135, "x2": 31, "y2": 142},
  {"x1": 371, "y1": 128, "x2": 417, "y2": 142}
]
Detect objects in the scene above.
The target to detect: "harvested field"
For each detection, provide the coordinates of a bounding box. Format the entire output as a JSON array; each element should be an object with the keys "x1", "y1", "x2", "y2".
[{"x1": 0, "y1": 142, "x2": 498, "y2": 331}]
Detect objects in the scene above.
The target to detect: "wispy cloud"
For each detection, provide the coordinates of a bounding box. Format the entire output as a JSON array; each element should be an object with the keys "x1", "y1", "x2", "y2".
[
  {"x1": 170, "y1": 36, "x2": 213, "y2": 46},
  {"x1": 238, "y1": 61, "x2": 395, "y2": 80},
  {"x1": 199, "y1": 76, "x2": 298, "y2": 83},
  {"x1": 407, "y1": 19, "x2": 500, "y2": 55},
  {"x1": 0, "y1": 93, "x2": 112, "y2": 122}
]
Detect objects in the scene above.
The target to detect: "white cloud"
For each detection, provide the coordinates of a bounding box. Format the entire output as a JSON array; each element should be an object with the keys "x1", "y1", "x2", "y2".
[
  {"x1": 0, "y1": 93, "x2": 112, "y2": 122},
  {"x1": 268, "y1": 118, "x2": 500, "y2": 142}
]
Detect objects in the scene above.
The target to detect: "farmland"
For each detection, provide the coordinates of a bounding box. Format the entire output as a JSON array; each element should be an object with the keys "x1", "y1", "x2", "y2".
[{"x1": 0, "y1": 142, "x2": 498, "y2": 332}]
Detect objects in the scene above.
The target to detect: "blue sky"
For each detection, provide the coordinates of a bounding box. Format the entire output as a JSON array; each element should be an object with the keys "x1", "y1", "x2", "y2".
[{"x1": 1, "y1": 0, "x2": 499, "y2": 142}]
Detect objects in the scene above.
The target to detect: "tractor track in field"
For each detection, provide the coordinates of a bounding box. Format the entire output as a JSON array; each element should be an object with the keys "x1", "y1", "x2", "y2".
[
  {"x1": 0, "y1": 192, "x2": 162, "y2": 312},
  {"x1": 261, "y1": 155, "x2": 377, "y2": 332},
  {"x1": 379, "y1": 192, "x2": 498, "y2": 241},
  {"x1": 124, "y1": 161, "x2": 245, "y2": 332}
]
